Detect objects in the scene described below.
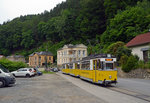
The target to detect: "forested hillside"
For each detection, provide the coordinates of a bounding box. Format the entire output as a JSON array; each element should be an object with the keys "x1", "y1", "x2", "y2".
[{"x1": 0, "y1": 0, "x2": 150, "y2": 59}]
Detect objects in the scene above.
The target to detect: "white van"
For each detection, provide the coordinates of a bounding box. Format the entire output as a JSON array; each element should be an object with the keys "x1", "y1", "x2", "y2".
[{"x1": 0, "y1": 64, "x2": 16, "y2": 88}]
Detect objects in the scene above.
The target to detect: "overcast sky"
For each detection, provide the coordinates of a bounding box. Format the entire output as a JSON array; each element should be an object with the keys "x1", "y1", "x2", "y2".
[{"x1": 0, "y1": 0, "x2": 66, "y2": 24}]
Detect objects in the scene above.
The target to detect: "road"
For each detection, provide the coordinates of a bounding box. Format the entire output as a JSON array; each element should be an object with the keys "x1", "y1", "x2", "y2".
[
  {"x1": 0, "y1": 74, "x2": 106, "y2": 103},
  {"x1": 0, "y1": 73, "x2": 150, "y2": 103},
  {"x1": 116, "y1": 78, "x2": 150, "y2": 96},
  {"x1": 57, "y1": 72, "x2": 150, "y2": 103},
  {"x1": 110, "y1": 78, "x2": 150, "y2": 101}
]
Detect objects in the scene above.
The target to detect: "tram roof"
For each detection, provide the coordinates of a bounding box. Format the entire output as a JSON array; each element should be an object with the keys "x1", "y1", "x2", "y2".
[{"x1": 82, "y1": 54, "x2": 115, "y2": 61}]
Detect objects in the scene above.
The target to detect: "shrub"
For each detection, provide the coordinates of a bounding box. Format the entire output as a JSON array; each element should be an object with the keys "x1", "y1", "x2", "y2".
[
  {"x1": 116, "y1": 47, "x2": 131, "y2": 61},
  {"x1": 137, "y1": 60, "x2": 150, "y2": 69},
  {"x1": 0, "y1": 58, "x2": 27, "y2": 72},
  {"x1": 138, "y1": 60, "x2": 145, "y2": 69},
  {"x1": 145, "y1": 61, "x2": 150, "y2": 69},
  {"x1": 122, "y1": 55, "x2": 138, "y2": 72},
  {"x1": 119, "y1": 55, "x2": 128, "y2": 65},
  {"x1": 106, "y1": 41, "x2": 131, "y2": 62},
  {"x1": 106, "y1": 41, "x2": 125, "y2": 55}
]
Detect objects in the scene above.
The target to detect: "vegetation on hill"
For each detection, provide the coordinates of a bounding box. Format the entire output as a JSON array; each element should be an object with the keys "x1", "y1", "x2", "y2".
[{"x1": 0, "y1": 0, "x2": 150, "y2": 66}]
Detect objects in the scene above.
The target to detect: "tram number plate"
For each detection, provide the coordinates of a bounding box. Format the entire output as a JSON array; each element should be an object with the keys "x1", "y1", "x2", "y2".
[{"x1": 105, "y1": 59, "x2": 113, "y2": 61}]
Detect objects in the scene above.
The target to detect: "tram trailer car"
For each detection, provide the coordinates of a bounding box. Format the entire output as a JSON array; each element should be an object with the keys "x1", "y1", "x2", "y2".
[
  {"x1": 68, "y1": 61, "x2": 80, "y2": 77},
  {"x1": 62, "y1": 63, "x2": 70, "y2": 74},
  {"x1": 61, "y1": 54, "x2": 117, "y2": 85}
]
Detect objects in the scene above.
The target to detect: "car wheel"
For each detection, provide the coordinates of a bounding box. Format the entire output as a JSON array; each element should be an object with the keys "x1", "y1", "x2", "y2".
[
  {"x1": 0, "y1": 79, "x2": 6, "y2": 88},
  {"x1": 26, "y1": 74, "x2": 30, "y2": 78}
]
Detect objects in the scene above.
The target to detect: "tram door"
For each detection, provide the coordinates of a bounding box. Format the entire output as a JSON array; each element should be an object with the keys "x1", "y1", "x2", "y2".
[{"x1": 93, "y1": 60, "x2": 97, "y2": 82}]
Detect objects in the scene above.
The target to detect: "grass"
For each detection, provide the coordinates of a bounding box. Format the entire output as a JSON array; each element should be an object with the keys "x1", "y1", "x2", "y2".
[{"x1": 41, "y1": 71, "x2": 55, "y2": 74}]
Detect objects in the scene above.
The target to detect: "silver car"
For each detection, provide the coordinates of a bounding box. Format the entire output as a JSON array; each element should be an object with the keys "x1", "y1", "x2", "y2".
[
  {"x1": 11, "y1": 68, "x2": 35, "y2": 77},
  {"x1": 0, "y1": 65, "x2": 16, "y2": 88}
]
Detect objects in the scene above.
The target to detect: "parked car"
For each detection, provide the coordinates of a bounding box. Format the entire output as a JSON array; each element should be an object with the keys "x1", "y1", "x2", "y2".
[
  {"x1": 0, "y1": 64, "x2": 16, "y2": 88},
  {"x1": 11, "y1": 68, "x2": 35, "y2": 77},
  {"x1": 51, "y1": 68, "x2": 58, "y2": 72},
  {"x1": 34, "y1": 68, "x2": 42, "y2": 76}
]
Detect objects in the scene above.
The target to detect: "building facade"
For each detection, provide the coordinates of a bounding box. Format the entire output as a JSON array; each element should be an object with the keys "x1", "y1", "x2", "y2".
[
  {"x1": 6, "y1": 55, "x2": 25, "y2": 62},
  {"x1": 126, "y1": 32, "x2": 150, "y2": 62},
  {"x1": 57, "y1": 44, "x2": 87, "y2": 66},
  {"x1": 29, "y1": 51, "x2": 53, "y2": 67}
]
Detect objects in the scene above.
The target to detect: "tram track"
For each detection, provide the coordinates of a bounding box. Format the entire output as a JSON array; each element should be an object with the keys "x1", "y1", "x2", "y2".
[
  {"x1": 58, "y1": 72, "x2": 150, "y2": 103},
  {"x1": 108, "y1": 86, "x2": 150, "y2": 102}
]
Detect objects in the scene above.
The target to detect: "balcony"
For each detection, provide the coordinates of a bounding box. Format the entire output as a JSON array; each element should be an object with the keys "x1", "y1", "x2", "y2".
[{"x1": 67, "y1": 54, "x2": 76, "y2": 58}]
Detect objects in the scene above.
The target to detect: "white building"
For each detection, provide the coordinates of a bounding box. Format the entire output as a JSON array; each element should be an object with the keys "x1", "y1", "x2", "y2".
[
  {"x1": 57, "y1": 44, "x2": 87, "y2": 66},
  {"x1": 126, "y1": 32, "x2": 150, "y2": 62}
]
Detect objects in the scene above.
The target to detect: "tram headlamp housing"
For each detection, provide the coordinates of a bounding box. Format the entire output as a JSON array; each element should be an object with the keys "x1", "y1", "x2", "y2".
[{"x1": 109, "y1": 75, "x2": 112, "y2": 79}]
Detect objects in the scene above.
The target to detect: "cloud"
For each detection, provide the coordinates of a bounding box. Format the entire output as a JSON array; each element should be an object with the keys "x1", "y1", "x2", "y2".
[{"x1": 0, "y1": 0, "x2": 66, "y2": 24}]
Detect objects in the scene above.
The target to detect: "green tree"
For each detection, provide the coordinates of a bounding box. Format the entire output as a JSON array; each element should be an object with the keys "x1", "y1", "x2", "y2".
[
  {"x1": 106, "y1": 41, "x2": 131, "y2": 61},
  {"x1": 104, "y1": 0, "x2": 141, "y2": 20},
  {"x1": 21, "y1": 30, "x2": 35, "y2": 49},
  {"x1": 76, "y1": 0, "x2": 106, "y2": 40},
  {"x1": 101, "y1": 0, "x2": 150, "y2": 44}
]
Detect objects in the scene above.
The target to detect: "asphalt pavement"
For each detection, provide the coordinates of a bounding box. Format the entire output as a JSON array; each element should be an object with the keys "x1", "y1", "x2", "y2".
[
  {"x1": 1, "y1": 73, "x2": 150, "y2": 103},
  {"x1": 57, "y1": 72, "x2": 150, "y2": 103},
  {"x1": 0, "y1": 74, "x2": 107, "y2": 103},
  {"x1": 116, "y1": 78, "x2": 150, "y2": 96}
]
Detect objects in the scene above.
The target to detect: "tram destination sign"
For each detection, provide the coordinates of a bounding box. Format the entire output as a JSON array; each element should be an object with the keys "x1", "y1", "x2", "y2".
[{"x1": 105, "y1": 59, "x2": 113, "y2": 61}]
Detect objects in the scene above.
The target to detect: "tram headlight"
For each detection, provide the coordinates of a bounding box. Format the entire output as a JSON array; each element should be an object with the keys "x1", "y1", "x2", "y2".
[{"x1": 109, "y1": 75, "x2": 112, "y2": 79}]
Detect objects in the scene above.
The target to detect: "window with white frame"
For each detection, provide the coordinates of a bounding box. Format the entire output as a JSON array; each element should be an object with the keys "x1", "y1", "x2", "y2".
[
  {"x1": 78, "y1": 50, "x2": 81, "y2": 56},
  {"x1": 83, "y1": 50, "x2": 85, "y2": 56}
]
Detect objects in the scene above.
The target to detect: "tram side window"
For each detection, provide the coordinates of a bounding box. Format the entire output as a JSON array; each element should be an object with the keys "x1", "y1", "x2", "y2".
[
  {"x1": 69, "y1": 64, "x2": 73, "y2": 69},
  {"x1": 106, "y1": 63, "x2": 113, "y2": 69},
  {"x1": 100, "y1": 62, "x2": 104, "y2": 70},
  {"x1": 97, "y1": 59, "x2": 101, "y2": 69},
  {"x1": 63, "y1": 65, "x2": 65, "y2": 69},
  {"x1": 77, "y1": 64, "x2": 80, "y2": 69},
  {"x1": 66, "y1": 64, "x2": 69, "y2": 69},
  {"x1": 81, "y1": 61, "x2": 90, "y2": 70}
]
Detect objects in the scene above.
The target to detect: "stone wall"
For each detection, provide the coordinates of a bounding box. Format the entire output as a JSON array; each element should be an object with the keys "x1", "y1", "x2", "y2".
[{"x1": 117, "y1": 68, "x2": 150, "y2": 79}]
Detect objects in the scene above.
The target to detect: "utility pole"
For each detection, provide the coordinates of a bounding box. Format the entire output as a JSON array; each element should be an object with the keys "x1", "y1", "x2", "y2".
[{"x1": 45, "y1": 43, "x2": 48, "y2": 71}]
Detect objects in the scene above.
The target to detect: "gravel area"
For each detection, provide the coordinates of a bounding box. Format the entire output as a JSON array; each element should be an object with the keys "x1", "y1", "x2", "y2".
[{"x1": 0, "y1": 74, "x2": 107, "y2": 103}]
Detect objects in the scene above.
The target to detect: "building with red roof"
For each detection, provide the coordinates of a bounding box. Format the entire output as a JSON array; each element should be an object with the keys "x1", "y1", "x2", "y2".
[{"x1": 126, "y1": 32, "x2": 150, "y2": 62}]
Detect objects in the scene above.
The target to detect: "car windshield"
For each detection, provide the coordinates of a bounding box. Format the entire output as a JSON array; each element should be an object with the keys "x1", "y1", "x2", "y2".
[{"x1": 0, "y1": 65, "x2": 9, "y2": 73}]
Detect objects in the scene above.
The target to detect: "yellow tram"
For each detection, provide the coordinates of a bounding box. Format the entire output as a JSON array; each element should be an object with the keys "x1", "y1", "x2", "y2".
[
  {"x1": 61, "y1": 54, "x2": 117, "y2": 85},
  {"x1": 61, "y1": 63, "x2": 70, "y2": 74}
]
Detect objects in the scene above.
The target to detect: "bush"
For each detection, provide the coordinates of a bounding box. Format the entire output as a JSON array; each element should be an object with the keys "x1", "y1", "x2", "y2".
[
  {"x1": 0, "y1": 58, "x2": 27, "y2": 72},
  {"x1": 119, "y1": 55, "x2": 128, "y2": 65},
  {"x1": 145, "y1": 61, "x2": 150, "y2": 69},
  {"x1": 106, "y1": 41, "x2": 125, "y2": 55},
  {"x1": 106, "y1": 41, "x2": 131, "y2": 62},
  {"x1": 138, "y1": 60, "x2": 145, "y2": 69},
  {"x1": 137, "y1": 60, "x2": 150, "y2": 69},
  {"x1": 116, "y1": 47, "x2": 131, "y2": 61},
  {"x1": 122, "y1": 55, "x2": 138, "y2": 72}
]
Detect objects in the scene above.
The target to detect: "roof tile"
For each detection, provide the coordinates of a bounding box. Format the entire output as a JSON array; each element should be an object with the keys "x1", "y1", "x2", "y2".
[{"x1": 126, "y1": 32, "x2": 150, "y2": 47}]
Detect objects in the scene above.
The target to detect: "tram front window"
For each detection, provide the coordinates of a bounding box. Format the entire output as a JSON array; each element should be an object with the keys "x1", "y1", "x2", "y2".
[{"x1": 106, "y1": 63, "x2": 113, "y2": 69}]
